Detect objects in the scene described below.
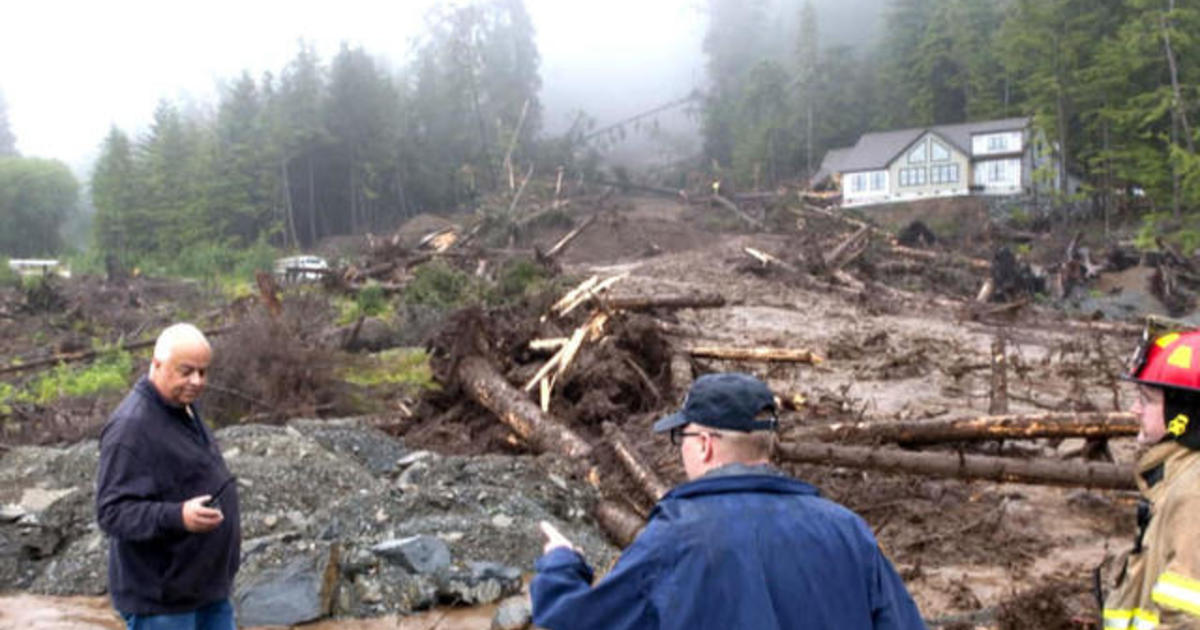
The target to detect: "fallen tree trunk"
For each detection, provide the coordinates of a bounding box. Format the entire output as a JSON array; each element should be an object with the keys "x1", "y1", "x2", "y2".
[
  {"x1": 0, "y1": 326, "x2": 232, "y2": 376},
  {"x1": 456, "y1": 355, "x2": 593, "y2": 459},
  {"x1": 889, "y1": 244, "x2": 991, "y2": 271},
  {"x1": 689, "y1": 346, "x2": 823, "y2": 364},
  {"x1": 602, "y1": 294, "x2": 726, "y2": 311},
  {"x1": 778, "y1": 441, "x2": 1135, "y2": 490},
  {"x1": 824, "y1": 225, "x2": 870, "y2": 269},
  {"x1": 545, "y1": 214, "x2": 598, "y2": 259},
  {"x1": 603, "y1": 422, "x2": 670, "y2": 501},
  {"x1": 712, "y1": 193, "x2": 764, "y2": 229},
  {"x1": 789, "y1": 411, "x2": 1138, "y2": 445},
  {"x1": 594, "y1": 500, "x2": 647, "y2": 547}
]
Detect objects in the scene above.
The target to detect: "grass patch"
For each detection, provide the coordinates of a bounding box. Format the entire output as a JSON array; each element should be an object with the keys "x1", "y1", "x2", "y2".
[
  {"x1": 1, "y1": 344, "x2": 133, "y2": 411},
  {"x1": 337, "y1": 283, "x2": 394, "y2": 325},
  {"x1": 340, "y1": 348, "x2": 439, "y2": 393}
]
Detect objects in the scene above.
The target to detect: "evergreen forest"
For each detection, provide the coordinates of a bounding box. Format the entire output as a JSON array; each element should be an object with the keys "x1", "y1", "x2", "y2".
[{"x1": 0, "y1": 0, "x2": 1197, "y2": 274}]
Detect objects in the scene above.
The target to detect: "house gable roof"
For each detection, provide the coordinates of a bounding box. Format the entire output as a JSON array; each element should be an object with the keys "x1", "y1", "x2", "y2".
[{"x1": 828, "y1": 116, "x2": 1030, "y2": 174}]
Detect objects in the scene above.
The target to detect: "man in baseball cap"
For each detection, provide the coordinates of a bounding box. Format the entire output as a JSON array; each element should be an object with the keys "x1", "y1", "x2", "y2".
[{"x1": 531, "y1": 372, "x2": 926, "y2": 629}]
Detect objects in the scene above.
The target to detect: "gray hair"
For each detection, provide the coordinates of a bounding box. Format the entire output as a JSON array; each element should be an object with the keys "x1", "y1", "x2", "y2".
[{"x1": 149, "y1": 323, "x2": 209, "y2": 376}]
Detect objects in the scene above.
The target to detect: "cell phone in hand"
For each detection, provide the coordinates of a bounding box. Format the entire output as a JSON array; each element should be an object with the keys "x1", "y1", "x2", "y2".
[{"x1": 202, "y1": 476, "x2": 236, "y2": 510}]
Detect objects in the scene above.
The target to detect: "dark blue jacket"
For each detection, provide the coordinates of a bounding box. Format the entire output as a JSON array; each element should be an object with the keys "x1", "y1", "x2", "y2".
[
  {"x1": 532, "y1": 470, "x2": 925, "y2": 630},
  {"x1": 96, "y1": 377, "x2": 241, "y2": 615}
]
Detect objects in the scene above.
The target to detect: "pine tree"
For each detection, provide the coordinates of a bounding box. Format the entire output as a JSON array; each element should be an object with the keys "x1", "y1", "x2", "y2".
[{"x1": 0, "y1": 90, "x2": 17, "y2": 157}]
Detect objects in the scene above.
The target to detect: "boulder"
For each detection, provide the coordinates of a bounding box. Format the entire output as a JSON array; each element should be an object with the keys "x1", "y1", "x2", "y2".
[
  {"x1": 234, "y1": 540, "x2": 340, "y2": 627},
  {"x1": 492, "y1": 595, "x2": 533, "y2": 630},
  {"x1": 288, "y1": 417, "x2": 408, "y2": 477},
  {"x1": 372, "y1": 535, "x2": 450, "y2": 575}
]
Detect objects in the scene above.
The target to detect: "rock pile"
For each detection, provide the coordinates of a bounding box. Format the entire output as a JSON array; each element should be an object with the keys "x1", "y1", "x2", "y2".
[{"x1": 0, "y1": 417, "x2": 618, "y2": 626}]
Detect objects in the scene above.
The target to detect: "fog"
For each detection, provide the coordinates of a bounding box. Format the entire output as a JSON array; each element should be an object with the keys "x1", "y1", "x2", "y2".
[{"x1": 0, "y1": 0, "x2": 883, "y2": 175}]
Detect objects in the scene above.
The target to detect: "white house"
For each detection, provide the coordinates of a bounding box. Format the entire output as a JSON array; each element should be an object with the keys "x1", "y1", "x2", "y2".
[{"x1": 814, "y1": 117, "x2": 1058, "y2": 208}]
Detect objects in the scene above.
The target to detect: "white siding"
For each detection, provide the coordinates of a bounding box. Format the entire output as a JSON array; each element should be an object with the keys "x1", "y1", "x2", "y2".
[
  {"x1": 973, "y1": 158, "x2": 1022, "y2": 194},
  {"x1": 971, "y1": 131, "x2": 1023, "y2": 156},
  {"x1": 842, "y1": 170, "x2": 889, "y2": 207}
]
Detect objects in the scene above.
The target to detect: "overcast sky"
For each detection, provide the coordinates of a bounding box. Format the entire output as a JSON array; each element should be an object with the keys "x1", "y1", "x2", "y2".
[{"x1": 0, "y1": 0, "x2": 707, "y2": 174}]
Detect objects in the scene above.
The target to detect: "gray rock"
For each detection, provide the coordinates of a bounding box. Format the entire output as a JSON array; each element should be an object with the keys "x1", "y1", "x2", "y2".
[
  {"x1": 234, "y1": 541, "x2": 339, "y2": 627},
  {"x1": 29, "y1": 532, "x2": 106, "y2": 596},
  {"x1": 491, "y1": 595, "x2": 533, "y2": 630},
  {"x1": 288, "y1": 417, "x2": 408, "y2": 477},
  {"x1": 436, "y1": 562, "x2": 522, "y2": 606},
  {"x1": 371, "y1": 535, "x2": 450, "y2": 575}
]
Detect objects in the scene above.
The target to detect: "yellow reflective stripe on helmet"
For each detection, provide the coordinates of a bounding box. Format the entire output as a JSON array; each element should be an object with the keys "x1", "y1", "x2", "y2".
[
  {"x1": 1167, "y1": 345, "x2": 1194, "y2": 369},
  {"x1": 1152, "y1": 572, "x2": 1200, "y2": 617},
  {"x1": 1156, "y1": 332, "x2": 1181, "y2": 348}
]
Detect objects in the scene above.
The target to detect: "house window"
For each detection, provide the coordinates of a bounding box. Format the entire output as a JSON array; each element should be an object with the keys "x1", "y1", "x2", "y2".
[
  {"x1": 850, "y1": 173, "x2": 867, "y2": 193},
  {"x1": 931, "y1": 141, "x2": 950, "y2": 162},
  {"x1": 987, "y1": 135, "x2": 1008, "y2": 151},
  {"x1": 907, "y1": 141, "x2": 927, "y2": 164},
  {"x1": 899, "y1": 167, "x2": 926, "y2": 187},
  {"x1": 870, "y1": 171, "x2": 886, "y2": 191},
  {"x1": 931, "y1": 164, "x2": 959, "y2": 184},
  {"x1": 987, "y1": 160, "x2": 1006, "y2": 182}
]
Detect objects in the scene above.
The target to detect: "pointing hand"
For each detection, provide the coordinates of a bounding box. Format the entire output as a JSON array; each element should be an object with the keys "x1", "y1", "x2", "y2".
[{"x1": 539, "y1": 520, "x2": 576, "y2": 555}]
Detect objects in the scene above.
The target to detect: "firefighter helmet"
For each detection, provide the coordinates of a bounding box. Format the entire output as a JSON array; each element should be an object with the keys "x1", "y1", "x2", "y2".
[{"x1": 1124, "y1": 328, "x2": 1200, "y2": 393}]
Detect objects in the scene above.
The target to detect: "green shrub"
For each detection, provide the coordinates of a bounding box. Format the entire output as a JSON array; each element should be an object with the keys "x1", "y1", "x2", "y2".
[
  {"x1": 6, "y1": 345, "x2": 133, "y2": 408},
  {"x1": 341, "y1": 347, "x2": 436, "y2": 391},
  {"x1": 0, "y1": 257, "x2": 18, "y2": 288},
  {"x1": 493, "y1": 259, "x2": 553, "y2": 302},
  {"x1": 338, "y1": 283, "x2": 393, "y2": 325},
  {"x1": 403, "y1": 260, "x2": 485, "y2": 310}
]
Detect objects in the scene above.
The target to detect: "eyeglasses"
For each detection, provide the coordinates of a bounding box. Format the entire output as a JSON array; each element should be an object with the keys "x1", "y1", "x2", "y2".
[{"x1": 669, "y1": 427, "x2": 722, "y2": 446}]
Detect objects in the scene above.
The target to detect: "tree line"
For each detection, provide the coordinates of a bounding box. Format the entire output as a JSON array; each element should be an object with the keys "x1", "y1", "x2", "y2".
[
  {"x1": 703, "y1": 0, "x2": 1200, "y2": 224},
  {"x1": 88, "y1": 0, "x2": 541, "y2": 271}
]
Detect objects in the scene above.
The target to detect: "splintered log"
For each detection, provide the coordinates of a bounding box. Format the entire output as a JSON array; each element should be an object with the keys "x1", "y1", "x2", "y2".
[
  {"x1": 603, "y1": 294, "x2": 726, "y2": 311},
  {"x1": 545, "y1": 214, "x2": 598, "y2": 259},
  {"x1": 457, "y1": 356, "x2": 593, "y2": 459},
  {"x1": 594, "y1": 500, "x2": 647, "y2": 547},
  {"x1": 744, "y1": 247, "x2": 799, "y2": 272},
  {"x1": 989, "y1": 335, "x2": 1008, "y2": 415},
  {"x1": 976, "y1": 278, "x2": 996, "y2": 303},
  {"x1": 889, "y1": 244, "x2": 991, "y2": 271},
  {"x1": 824, "y1": 225, "x2": 870, "y2": 269},
  {"x1": 789, "y1": 411, "x2": 1139, "y2": 446},
  {"x1": 713, "y1": 193, "x2": 764, "y2": 229},
  {"x1": 689, "y1": 346, "x2": 823, "y2": 364},
  {"x1": 670, "y1": 353, "x2": 693, "y2": 402},
  {"x1": 603, "y1": 422, "x2": 670, "y2": 501},
  {"x1": 778, "y1": 441, "x2": 1135, "y2": 490}
]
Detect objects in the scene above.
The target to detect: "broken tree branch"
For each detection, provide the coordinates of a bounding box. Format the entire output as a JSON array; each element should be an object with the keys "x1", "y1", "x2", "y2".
[
  {"x1": 688, "y1": 346, "x2": 823, "y2": 364},
  {"x1": 0, "y1": 326, "x2": 232, "y2": 376},
  {"x1": 545, "y1": 214, "x2": 597, "y2": 259},
  {"x1": 712, "y1": 193, "x2": 764, "y2": 229},
  {"x1": 456, "y1": 355, "x2": 593, "y2": 459},
  {"x1": 601, "y1": 294, "x2": 727, "y2": 312},
  {"x1": 778, "y1": 441, "x2": 1135, "y2": 490},
  {"x1": 594, "y1": 500, "x2": 646, "y2": 547},
  {"x1": 824, "y1": 225, "x2": 870, "y2": 269},
  {"x1": 603, "y1": 421, "x2": 670, "y2": 501},
  {"x1": 788, "y1": 411, "x2": 1138, "y2": 446}
]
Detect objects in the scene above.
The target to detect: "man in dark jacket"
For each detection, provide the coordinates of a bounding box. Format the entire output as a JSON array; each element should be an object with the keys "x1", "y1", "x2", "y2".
[
  {"x1": 96, "y1": 323, "x2": 240, "y2": 630},
  {"x1": 531, "y1": 372, "x2": 926, "y2": 629}
]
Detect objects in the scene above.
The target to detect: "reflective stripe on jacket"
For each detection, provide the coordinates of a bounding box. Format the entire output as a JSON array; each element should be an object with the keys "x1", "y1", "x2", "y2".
[{"x1": 1103, "y1": 442, "x2": 1200, "y2": 629}]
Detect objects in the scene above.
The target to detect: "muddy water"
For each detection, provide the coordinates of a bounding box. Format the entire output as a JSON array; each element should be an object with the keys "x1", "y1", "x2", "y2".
[{"x1": 0, "y1": 595, "x2": 498, "y2": 630}]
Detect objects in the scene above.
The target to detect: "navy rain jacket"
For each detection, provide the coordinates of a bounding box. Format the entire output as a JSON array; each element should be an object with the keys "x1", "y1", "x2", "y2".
[
  {"x1": 96, "y1": 376, "x2": 241, "y2": 615},
  {"x1": 532, "y1": 471, "x2": 926, "y2": 629}
]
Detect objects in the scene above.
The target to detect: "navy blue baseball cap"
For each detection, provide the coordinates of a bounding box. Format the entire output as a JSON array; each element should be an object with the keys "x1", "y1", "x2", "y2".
[{"x1": 653, "y1": 372, "x2": 778, "y2": 433}]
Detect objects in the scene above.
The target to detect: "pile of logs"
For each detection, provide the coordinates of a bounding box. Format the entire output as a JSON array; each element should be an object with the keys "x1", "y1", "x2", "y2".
[{"x1": 441, "y1": 275, "x2": 1145, "y2": 547}]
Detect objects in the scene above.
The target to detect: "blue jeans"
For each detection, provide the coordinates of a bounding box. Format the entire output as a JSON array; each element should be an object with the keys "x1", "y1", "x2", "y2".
[{"x1": 120, "y1": 598, "x2": 235, "y2": 630}]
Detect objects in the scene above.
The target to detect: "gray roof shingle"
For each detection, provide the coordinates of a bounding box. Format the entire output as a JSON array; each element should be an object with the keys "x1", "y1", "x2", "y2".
[{"x1": 831, "y1": 116, "x2": 1029, "y2": 173}]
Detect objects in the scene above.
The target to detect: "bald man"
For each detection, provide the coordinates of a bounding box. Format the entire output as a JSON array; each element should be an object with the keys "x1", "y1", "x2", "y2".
[{"x1": 96, "y1": 323, "x2": 241, "y2": 630}]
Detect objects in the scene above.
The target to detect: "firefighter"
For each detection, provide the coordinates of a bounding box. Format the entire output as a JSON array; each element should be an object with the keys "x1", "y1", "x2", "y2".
[{"x1": 1102, "y1": 325, "x2": 1200, "y2": 628}]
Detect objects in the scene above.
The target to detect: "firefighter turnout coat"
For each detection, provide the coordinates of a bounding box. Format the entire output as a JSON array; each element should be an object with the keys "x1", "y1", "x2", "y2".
[{"x1": 1103, "y1": 441, "x2": 1200, "y2": 629}]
